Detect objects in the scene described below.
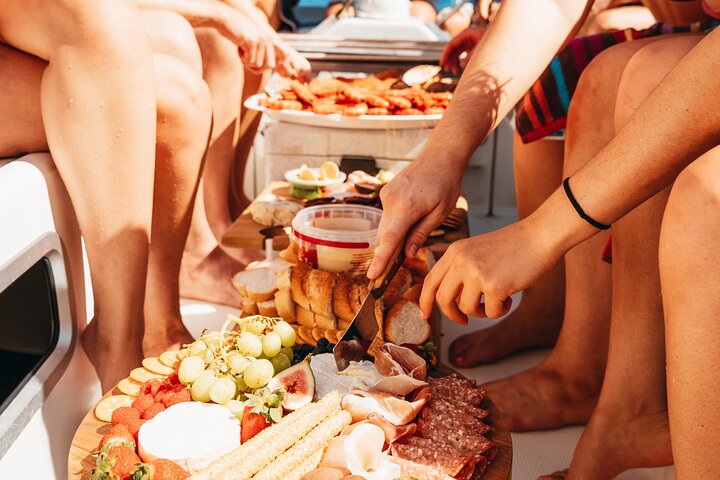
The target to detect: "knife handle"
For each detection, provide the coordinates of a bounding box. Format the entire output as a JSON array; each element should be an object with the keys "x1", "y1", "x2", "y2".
[{"x1": 370, "y1": 241, "x2": 406, "y2": 295}]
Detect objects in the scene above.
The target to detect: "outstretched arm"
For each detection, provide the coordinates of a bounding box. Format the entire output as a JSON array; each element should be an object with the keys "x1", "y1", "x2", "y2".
[{"x1": 369, "y1": 0, "x2": 594, "y2": 278}]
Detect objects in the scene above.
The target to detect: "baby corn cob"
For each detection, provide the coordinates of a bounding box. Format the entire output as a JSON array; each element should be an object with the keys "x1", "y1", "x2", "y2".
[
  {"x1": 190, "y1": 391, "x2": 342, "y2": 480},
  {"x1": 281, "y1": 446, "x2": 325, "y2": 480},
  {"x1": 251, "y1": 410, "x2": 352, "y2": 480}
]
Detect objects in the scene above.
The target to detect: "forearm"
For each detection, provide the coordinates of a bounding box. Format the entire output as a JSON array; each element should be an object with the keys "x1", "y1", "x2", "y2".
[
  {"x1": 421, "y1": 0, "x2": 592, "y2": 169},
  {"x1": 220, "y1": 0, "x2": 273, "y2": 28},
  {"x1": 537, "y1": 29, "x2": 720, "y2": 256}
]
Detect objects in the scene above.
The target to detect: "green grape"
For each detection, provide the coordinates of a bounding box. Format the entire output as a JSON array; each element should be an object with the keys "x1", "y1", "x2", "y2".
[
  {"x1": 178, "y1": 356, "x2": 205, "y2": 384},
  {"x1": 229, "y1": 355, "x2": 250, "y2": 375},
  {"x1": 189, "y1": 340, "x2": 207, "y2": 357},
  {"x1": 262, "y1": 332, "x2": 282, "y2": 358},
  {"x1": 270, "y1": 353, "x2": 291, "y2": 374},
  {"x1": 280, "y1": 347, "x2": 294, "y2": 360},
  {"x1": 243, "y1": 359, "x2": 274, "y2": 389},
  {"x1": 222, "y1": 399, "x2": 245, "y2": 420},
  {"x1": 235, "y1": 376, "x2": 248, "y2": 393},
  {"x1": 245, "y1": 319, "x2": 266, "y2": 335},
  {"x1": 273, "y1": 321, "x2": 297, "y2": 348},
  {"x1": 203, "y1": 349, "x2": 216, "y2": 364},
  {"x1": 190, "y1": 370, "x2": 216, "y2": 402},
  {"x1": 236, "y1": 332, "x2": 263, "y2": 357},
  {"x1": 209, "y1": 376, "x2": 237, "y2": 405}
]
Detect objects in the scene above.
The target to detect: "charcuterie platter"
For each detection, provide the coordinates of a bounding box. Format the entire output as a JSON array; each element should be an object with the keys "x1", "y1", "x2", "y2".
[{"x1": 68, "y1": 335, "x2": 511, "y2": 480}]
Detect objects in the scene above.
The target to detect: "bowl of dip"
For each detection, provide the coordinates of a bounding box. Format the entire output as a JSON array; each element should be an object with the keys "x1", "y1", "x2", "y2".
[{"x1": 291, "y1": 205, "x2": 382, "y2": 277}]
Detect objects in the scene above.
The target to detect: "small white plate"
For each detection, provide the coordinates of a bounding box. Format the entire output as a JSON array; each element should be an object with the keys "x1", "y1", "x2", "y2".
[
  {"x1": 284, "y1": 167, "x2": 347, "y2": 187},
  {"x1": 244, "y1": 93, "x2": 442, "y2": 130}
]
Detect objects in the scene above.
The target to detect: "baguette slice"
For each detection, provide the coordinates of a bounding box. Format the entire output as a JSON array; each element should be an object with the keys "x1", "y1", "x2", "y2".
[
  {"x1": 290, "y1": 263, "x2": 312, "y2": 311},
  {"x1": 241, "y1": 297, "x2": 258, "y2": 316},
  {"x1": 381, "y1": 267, "x2": 413, "y2": 307},
  {"x1": 276, "y1": 266, "x2": 292, "y2": 291},
  {"x1": 315, "y1": 313, "x2": 336, "y2": 330},
  {"x1": 332, "y1": 274, "x2": 356, "y2": 321},
  {"x1": 304, "y1": 269, "x2": 337, "y2": 321},
  {"x1": 257, "y1": 299, "x2": 278, "y2": 317},
  {"x1": 274, "y1": 287, "x2": 296, "y2": 322},
  {"x1": 384, "y1": 299, "x2": 430, "y2": 345},
  {"x1": 404, "y1": 247, "x2": 436, "y2": 278},
  {"x1": 280, "y1": 241, "x2": 299, "y2": 264},
  {"x1": 348, "y1": 283, "x2": 369, "y2": 315},
  {"x1": 232, "y1": 268, "x2": 279, "y2": 302},
  {"x1": 337, "y1": 319, "x2": 352, "y2": 331},
  {"x1": 296, "y1": 306, "x2": 316, "y2": 328},
  {"x1": 402, "y1": 283, "x2": 423, "y2": 303}
]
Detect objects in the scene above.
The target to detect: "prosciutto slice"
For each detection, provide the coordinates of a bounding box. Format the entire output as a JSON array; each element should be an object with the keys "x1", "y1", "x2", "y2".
[
  {"x1": 371, "y1": 344, "x2": 428, "y2": 395},
  {"x1": 341, "y1": 389, "x2": 427, "y2": 426}
]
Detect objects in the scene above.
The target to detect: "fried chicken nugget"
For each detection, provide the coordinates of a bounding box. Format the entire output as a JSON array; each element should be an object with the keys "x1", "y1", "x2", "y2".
[
  {"x1": 288, "y1": 79, "x2": 317, "y2": 105},
  {"x1": 367, "y1": 107, "x2": 390, "y2": 115},
  {"x1": 395, "y1": 108, "x2": 424, "y2": 115},
  {"x1": 424, "y1": 106, "x2": 445, "y2": 115},
  {"x1": 267, "y1": 99, "x2": 303, "y2": 111},
  {"x1": 383, "y1": 95, "x2": 413, "y2": 110},
  {"x1": 343, "y1": 102, "x2": 369, "y2": 116},
  {"x1": 364, "y1": 94, "x2": 390, "y2": 109}
]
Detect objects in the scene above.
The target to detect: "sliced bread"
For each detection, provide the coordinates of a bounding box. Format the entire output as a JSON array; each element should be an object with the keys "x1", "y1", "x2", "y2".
[
  {"x1": 404, "y1": 247, "x2": 436, "y2": 278},
  {"x1": 274, "y1": 287, "x2": 296, "y2": 323},
  {"x1": 333, "y1": 273, "x2": 357, "y2": 321},
  {"x1": 290, "y1": 262, "x2": 312, "y2": 310},
  {"x1": 304, "y1": 269, "x2": 337, "y2": 321},
  {"x1": 384, "y1": 299, "x2": 430, "y2": 345},
  {"x1": 232, "y1": 268, "x2": 279, "y2": 302},
  {"x1": 402, "y1": 283, "x2": 423, "y2": 303},
  {"x1": 296, "y1": 306, "x2": 316, "y2": 328},
  {"x1": 381, "y1": 267, "x2": 413, "y2": 307},
  {"x1": 257, "y1": 299, "x2": 278, "y2": 317},
  {"x1": 241, "y1": 297, "x2": 258, "y2": 316}
]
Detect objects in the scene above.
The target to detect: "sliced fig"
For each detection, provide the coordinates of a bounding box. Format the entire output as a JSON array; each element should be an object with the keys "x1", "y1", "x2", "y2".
[{"x1": 267, "y1": 359, "x2": 315, "y2": 411}]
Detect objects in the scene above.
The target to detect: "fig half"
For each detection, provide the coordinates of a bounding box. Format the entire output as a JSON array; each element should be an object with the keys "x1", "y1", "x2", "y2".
[{"x1": 267, "y1": 359, "x2": 315, "y2": 411}]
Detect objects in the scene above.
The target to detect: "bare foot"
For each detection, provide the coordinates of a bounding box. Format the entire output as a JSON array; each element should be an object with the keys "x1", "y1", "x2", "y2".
[
  {"x1": 538, "y1": 471, "x2": 568, "y2": 480},
  {"x1": 82, "y1": 318, "x2": 143, "y2": 393},
  {"x1": 449, "y1": 310, "x2": 562, "y2": 367},
  {"x1": 180, "y1": 245, "x2": 261, "y2": 307},
  {"x1": 540, "y1": 406, "x2": 672, "y2": 480},
  {"x1": 484, "y1": 356, "x2": 603, "y2": 431},
  {"x1": 143, "y1": 316, "x2": 195, "y2": 357}
]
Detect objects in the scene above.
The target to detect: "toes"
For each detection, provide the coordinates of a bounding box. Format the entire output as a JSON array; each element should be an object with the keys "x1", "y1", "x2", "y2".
[{"x1": 537, "y1": 469, "x2": 569, "y2": 480}]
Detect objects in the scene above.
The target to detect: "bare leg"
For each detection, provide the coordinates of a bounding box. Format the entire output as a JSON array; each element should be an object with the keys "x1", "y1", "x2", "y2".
[
  {"x1": 540, "y1": 34, "x2": 702, "y2": 478},
  {"x1": 0, "y1": 0, "x2": 157, "y2": 391},
  {"x1": 484, "y1": 38, "x2": 651, "y2": 432},
  {"x1": 661, "y1": 146, "x2": 720, "y2": 479},
  {"x1": 450, "y1": 134, "x2": 565, "y2": 366},
  {"x1": 140, "y1": 11, "x2": 213, "y2": 355},
  {"x1": 181, "y1": 28, "x2": 260, "y2": 308}
]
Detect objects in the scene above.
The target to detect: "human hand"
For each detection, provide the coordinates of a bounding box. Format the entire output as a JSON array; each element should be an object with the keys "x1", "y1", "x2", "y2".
[
  {"x1": 419, "y1": 217, "x2": 558, "y2": 324},
  {"x1": 217, "y1": 10, "x2": 276, "y2": 71},
  {"x1": 440, "y1": 25, "x2": 487, "y2": 75},
  {"x1": 367, "y1": 160, "x2": 463, "y2": 280},
  {"x1": 274, "y1": 42, "x2": 312, "y2": 82}
]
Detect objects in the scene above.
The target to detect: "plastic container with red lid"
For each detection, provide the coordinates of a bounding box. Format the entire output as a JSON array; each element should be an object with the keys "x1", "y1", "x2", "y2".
[{"x1": 291, "y1": 205, "x2": 383, "y2": 277}]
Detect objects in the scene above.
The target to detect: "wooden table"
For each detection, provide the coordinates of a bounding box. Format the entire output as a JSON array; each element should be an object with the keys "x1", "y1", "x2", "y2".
[
  {"x1": 69, "y1": 368, "x2": 511, "y2": 480},
  {"x1": 221, "y1": 181, "x2": 470, "y2": 259}
]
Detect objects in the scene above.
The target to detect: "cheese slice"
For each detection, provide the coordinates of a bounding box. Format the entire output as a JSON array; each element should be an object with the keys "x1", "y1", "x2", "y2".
[{"x1": 138, "y1": 402, "x2": 240, "y2": 474}]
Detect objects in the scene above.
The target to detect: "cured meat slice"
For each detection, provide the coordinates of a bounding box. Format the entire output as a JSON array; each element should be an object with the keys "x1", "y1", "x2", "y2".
[
  {"x1": 401, "y1": 436, "x2": 490, "y2": 478},
  {"x1": 415, "y1": 422, "x2": 497, "y2": 461},
  {"x1": 391, "y1": 441, "x2": 476, "y2": 480},
  {"x1": 428, "y1": 384, "x2": 485, "y2": 407},
  {"x1": 417, "y1": 409, "x2": 492, "y2": 437},
  {"x1": 424, "y1": 397, "x2": 490, "y2": 420}
]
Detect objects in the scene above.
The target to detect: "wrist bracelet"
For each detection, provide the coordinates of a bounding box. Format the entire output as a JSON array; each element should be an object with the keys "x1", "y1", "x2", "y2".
[{"x1": 563, "y1": 177, "x2": 610, "y2": 230}]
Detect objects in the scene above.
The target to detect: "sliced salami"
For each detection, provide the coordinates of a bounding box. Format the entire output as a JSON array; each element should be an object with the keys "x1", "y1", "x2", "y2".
[
  {"x1": 415, "y1": 421, "x2": 497, "y2": 460},
  {"x1": 402, "y1": 436, "x2": 490, "y2": 478},
  {"x1": 391, "y1": 442, "x2": 476, "y2": 480}
]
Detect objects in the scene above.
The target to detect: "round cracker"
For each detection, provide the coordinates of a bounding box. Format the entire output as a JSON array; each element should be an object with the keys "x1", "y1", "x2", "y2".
[
  {"x1": 324, "y1": 329, "x2": 338, "y2": 344},
  {"x1": 117, "y1": 377, "x2": 142, "y2": 397},
  {"x1": 94, "y1": 394, "x2": 135, "y2": 422},
  {"x1": 298, "y1": 326, "x2": 316, "y2": 346},
  {"x1": 142, "y1": 357, "x2": 175, "y2": 376},
  {"x1": 312, "y1": 327, "x2": 325, "y2": 342},
  {"x1": 159, "y1": 350, "x2": 181, "y2": 368},
  {"x1": 335, "y1": 330, "x2": 345, "y2": 343},
  {"x1": 130, "y1": 367, "x2": 165, "y2": 384}
]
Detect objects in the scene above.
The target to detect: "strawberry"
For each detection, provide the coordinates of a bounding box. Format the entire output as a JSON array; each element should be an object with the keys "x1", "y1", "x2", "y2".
[
  {"x1": 111, "y1": 407, "x2": 141, "y2": 427},
  {"x1": 92, "y1": 443, "x2": 141, "y2": 480},
  {"x1": 160, "y1": 388, "x2": 191, "y2": 409},
  {"x1": 240, "y1": 406, "x2": 271, "y2": 443},
  {"x1": 142, "y1": 403, "x2": 166, "y2": 420},
  {"x1": 126, "y1": 417, "x2": 146, "y2": 440},
  {"x1": 132, "y1": 395, "x2": 155, "y2": 415},
  {"x1": 131, "y1": 459, "x2": 190, "y2": 480},
  {"x1": 153, "y1": 390, "x2": 168, "y2": 403},
  {"x1": 99, "y1": 424, "x2": 136, "y2": 450},
  {"x1": 140, "y1": 379, "x2": 162, "y2": 397}
]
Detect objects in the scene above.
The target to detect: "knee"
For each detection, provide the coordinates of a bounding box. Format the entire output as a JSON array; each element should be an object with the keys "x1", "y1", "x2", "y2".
[
  {"x1": 142, "y1": 10, "x2": 203, "y2": 76},
  {"x1": 669, "y1": 148, "x2": 720, "y2": 213},
  {"x1": 195, "y1": 28, "x2": 244, "y2": 78},
  {"x1": 155, "y1": 56, "x2": 212, "y2": 147}
]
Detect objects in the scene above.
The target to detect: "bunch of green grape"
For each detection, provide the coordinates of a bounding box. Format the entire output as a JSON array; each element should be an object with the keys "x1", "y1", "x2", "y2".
[{"x1": 176, "y1": 315, "x2": 297, "y2": 416}]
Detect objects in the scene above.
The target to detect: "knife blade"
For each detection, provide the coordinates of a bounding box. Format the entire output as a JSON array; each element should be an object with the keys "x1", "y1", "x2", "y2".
[{"x1": 333, "y1": 242, "x2": 407, "y2": 371}]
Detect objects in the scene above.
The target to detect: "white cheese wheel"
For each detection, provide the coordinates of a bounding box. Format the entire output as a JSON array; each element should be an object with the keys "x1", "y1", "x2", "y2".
[{"x1": 138, "y1": 402, "x2": 240, "y2": 474}]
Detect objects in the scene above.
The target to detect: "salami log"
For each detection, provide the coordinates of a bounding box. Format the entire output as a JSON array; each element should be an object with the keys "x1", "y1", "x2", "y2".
[{"x1": 391, "y1": 442, "x2": 476, "y2": 480}]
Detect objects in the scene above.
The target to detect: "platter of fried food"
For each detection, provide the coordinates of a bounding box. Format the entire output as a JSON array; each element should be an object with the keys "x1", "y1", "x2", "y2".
[{"x1": 244, "y1": 72, "x2": 455, "y2": 130}]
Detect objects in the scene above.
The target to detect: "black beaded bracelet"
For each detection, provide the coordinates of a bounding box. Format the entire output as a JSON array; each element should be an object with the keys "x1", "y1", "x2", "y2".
[{"x1": 563, "y1": 177, "x2": 610, "y2": 230}]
